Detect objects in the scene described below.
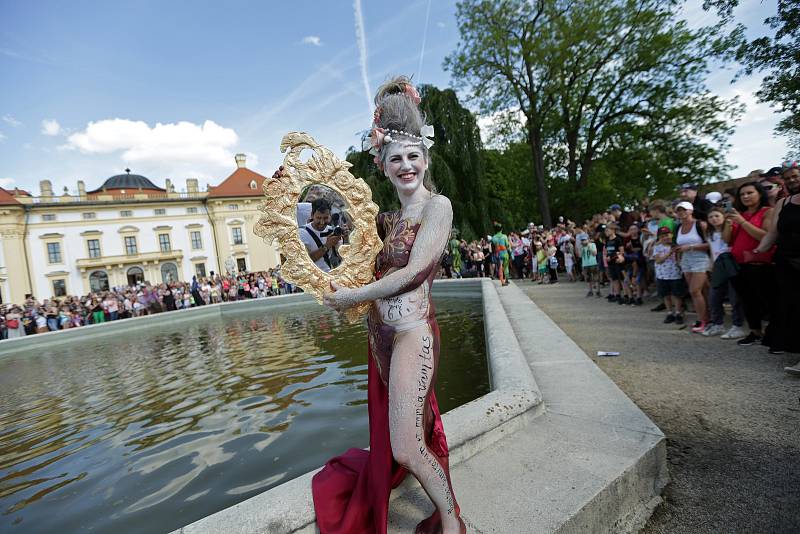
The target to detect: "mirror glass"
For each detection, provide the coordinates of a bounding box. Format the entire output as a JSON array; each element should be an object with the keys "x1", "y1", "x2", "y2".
[{"x1": 296, "y1": 185, "x2": 353, "y2": 273}]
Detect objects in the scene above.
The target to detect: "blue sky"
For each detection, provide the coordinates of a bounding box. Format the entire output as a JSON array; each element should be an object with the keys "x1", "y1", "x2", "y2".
[{"x1": 0, "y1": 0, "x2": 786, "y2": 195}]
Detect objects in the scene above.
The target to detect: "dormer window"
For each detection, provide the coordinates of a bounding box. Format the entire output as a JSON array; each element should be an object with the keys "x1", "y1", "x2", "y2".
[{"x1": 249, "y1": 180, "x2": 257, "y2": 190}]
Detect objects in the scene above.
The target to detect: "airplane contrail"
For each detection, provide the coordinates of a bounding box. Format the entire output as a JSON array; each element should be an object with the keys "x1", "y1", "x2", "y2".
[
  {"x1": 417, "y1": 0, "x2": 432, "y2": 82},
  {"x1": 354, "y1": 0, "x2": 372, "y2": 114}
]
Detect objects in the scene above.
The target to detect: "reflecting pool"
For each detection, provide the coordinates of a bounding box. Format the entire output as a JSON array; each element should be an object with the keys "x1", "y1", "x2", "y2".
[{"x1": 0, "y1": 296, "x2": 487, "y2": 533}]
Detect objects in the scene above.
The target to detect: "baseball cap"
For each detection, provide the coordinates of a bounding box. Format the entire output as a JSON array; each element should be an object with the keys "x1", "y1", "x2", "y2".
[
  {"x1": 676, "y1": 201, "x2": 694, "y2": 211},
  {"x1": 680, "y1": 183, "x2": 698, "y2": 190},
  {"x1": 705, "y1": 191, "x2": 722, "y2": 203},
  {"x1": 609, "y1": 203, "x2": 621, "y2": 211},
  {"x1": 657, "y1": 226, "x2": 672, "y2": 236},
  {"x1": 759, "y1": 167, "x2": 783, "y2": 178}
]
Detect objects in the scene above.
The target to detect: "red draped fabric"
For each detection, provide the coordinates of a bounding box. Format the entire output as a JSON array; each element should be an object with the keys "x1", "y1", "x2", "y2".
[{"x1": 311, "y1": 338, "x2": 451, "y2": 534}]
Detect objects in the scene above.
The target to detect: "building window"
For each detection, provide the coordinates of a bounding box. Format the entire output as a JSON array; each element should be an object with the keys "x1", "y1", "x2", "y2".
[
  {"x1": 186, "y1": 207, "x2": 198, "y2": 214},
  {"x1": 236, "y1": 257, "x2": 247, "y2": 272},
  {"x1": 228, "y1": 204, "x2": 239, "y2": 211},
  {"x1": 190, "y1": 231, "x2": 202, "y2": 250},
  {"x1": 42, "y1": 214, "x2": 56, "y2": 222},
  {"x1": 52, "y1": 279, "x2": 67, "y2": 297},
  {"x1": 158, "y1": 233, "x2": 171, "y2": 252},
  {"x1": 120, "y1": 210, "x2": 133, "y2": 217},
  {"x1": 195, "y1": 262, "x2": 206, "y2": 278},
  {"x1": 154, "y1": 208, "x2": 166, "y2": 216},
  {"x1": 89, "y1": 270, "x2": 110, "y2": 292},
  {"x1": 47, "y1": 242, "x2": 62, "y2": 264},
  {"x1": 161, "y1": 262, "x2": 179, "y2": 283},
  {"x1": 87, "y1": 239, "x2": 101, "y2": 258},
  {"x1": 82, "y1": 212, "x2": 97, "y2": 220},
  {"x1": 124, "y1": 236, "x2": 138, "y2": 255},
  {"x1": 232, "y1": 227, "x2": 243, "y2": 245},
  {"x1": 249, "y1": 180, "x2": 257, "y2": 190}
]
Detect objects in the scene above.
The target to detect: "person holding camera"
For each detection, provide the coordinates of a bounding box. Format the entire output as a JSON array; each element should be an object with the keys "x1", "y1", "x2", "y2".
[{"x1": 300, "y1": 198, "x2": 343, "y2": 273}]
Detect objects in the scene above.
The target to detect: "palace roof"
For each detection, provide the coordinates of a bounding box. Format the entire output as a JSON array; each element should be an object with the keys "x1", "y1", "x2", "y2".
[
  {"x1": 208, "y1": 167, "x2": 266, "y2": 198},
  {"x1": 88, "y1": 171, "x2": 165, "y2": 194},
  {"x1": 0, "y1": 187, "x2": 22, "y2": 205}
]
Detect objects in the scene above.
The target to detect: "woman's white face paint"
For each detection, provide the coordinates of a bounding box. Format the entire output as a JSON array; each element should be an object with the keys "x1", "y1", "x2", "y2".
[{"x1": 384, "y1": 141, "x2": 427, "y2": 196}]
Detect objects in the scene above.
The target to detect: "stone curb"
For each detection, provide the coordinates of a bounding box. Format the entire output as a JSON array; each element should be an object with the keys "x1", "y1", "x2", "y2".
[{"x1": 0, "y1": 292, "x2": 315, "y2": 354}]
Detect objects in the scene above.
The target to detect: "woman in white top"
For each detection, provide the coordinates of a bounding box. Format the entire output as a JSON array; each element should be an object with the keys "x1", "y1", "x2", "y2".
[
  {"x1": 675, "y1": 201, "x2": 710, "y2": 332},
  {"x1": 705, "y1": 207, "x2": 745, "y2": 338}
]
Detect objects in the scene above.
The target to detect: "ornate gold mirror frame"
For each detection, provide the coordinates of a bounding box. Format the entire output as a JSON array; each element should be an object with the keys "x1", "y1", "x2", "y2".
[{"x1": 254, "y1": 132, "x2": 383, "y2": 322}]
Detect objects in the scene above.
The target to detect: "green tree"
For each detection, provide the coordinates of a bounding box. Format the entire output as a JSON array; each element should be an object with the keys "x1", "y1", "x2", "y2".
[
  {"x1": 446, "y1": 0, "x2": 558, "y2": 226},
  {"x1": 447, "y1": 0, "x2": 740, "y2": 224},
  {"x1": 482, "y1": 142, "x2": 536, "y2": 230},
  {"x1": 418, "y1": 85, "x2": 488, "y2": 240},
  {"x1": 551, "y1": 0, "x2": 739, "y2": 190}
]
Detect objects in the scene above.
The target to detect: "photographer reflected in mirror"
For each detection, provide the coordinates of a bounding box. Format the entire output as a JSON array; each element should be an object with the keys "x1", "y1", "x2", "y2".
[{"x1": 300, "y1": 198, "x2": 343, "y2": 272}]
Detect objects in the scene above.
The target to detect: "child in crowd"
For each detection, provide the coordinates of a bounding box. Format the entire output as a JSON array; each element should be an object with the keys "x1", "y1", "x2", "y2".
[
  {"x1": 603, "y1": 224, "x2": 625, "y2": 303},
  {"x1": 547, "y1": 247, "x2": 559, "y2": 283},
  {"x1": 536, "y1": 243, "x2": 548, "y2": 284},
  {"x1": 705, "y1": 207, "x2": 746, "y2": 339},
  {"x1": 562, "y1": 237, "x2": 576, "y2": 282},
  {"x1": 653, "y1": 226, "x2": 686, "y2": 324},
  {"x1": 581, "y1": 236, "x2": 600, "y2": 297},
  {"x1": 623, "y1": 224, "x2": 645, "y2": 305}
]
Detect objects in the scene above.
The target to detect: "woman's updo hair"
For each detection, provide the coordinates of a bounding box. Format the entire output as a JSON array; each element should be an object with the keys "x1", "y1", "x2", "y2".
[{"x1": 372, "y1": 76, "x2": 435, "y2": 190}]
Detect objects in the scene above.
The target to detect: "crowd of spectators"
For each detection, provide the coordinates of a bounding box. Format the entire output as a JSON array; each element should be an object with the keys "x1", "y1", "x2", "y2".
[
  {"x1": 1, "y1": 269, "x2": 298, "y2": 340},
  {"x1": 4, "y1": 164, "x2": 798, "y2": 376},
  {"x1": 443, "y1": 163, "x2": 800, "y2": 377}
]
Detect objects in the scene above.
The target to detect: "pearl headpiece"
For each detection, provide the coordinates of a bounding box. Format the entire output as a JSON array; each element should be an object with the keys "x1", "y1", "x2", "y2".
[
  {"x1": 362, "y1": 124, "x2": 435, "y2": 161},
  {"x1": 361, "y1": 82, "x2": 434, "y2": 169}
]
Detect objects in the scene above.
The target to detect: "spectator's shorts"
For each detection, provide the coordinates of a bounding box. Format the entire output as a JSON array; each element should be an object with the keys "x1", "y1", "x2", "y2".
[
  {"x1": 679, "y1": 250, "x2": 711, "y2": 273},
  {"x1": 625, "y1": 262, "x2": 644, "y2": 284},
  {"x1": 607, "y1": 262, "x2": 624, "y2": 281},
  {"x1": 657, "y1": 277, "x2": 687, "y2": 298},
  {"x1": 583, "y1": 265, "x2": 598, "y2": 280}
]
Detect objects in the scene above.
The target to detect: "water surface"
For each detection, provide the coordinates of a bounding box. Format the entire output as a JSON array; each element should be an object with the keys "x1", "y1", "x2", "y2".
[{"x1": 0, "y1": 296, "x2": 487, "y2": 532}]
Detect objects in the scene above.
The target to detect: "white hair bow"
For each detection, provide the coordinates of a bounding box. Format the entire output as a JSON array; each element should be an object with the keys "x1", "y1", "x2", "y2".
[{"x1": 420, "y1": 124, "x2": 435, "y2": 149}]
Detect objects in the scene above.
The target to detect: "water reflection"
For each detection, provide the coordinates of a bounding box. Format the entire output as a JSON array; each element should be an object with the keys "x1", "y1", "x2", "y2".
[{"x1": 0, "y1": 297, "x2": 487, "y2": 532}]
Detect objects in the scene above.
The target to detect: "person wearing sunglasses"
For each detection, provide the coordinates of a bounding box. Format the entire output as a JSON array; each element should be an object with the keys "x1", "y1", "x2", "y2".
[{"x1": 758, "y1": 167, "x2": 786, "y2": 207}]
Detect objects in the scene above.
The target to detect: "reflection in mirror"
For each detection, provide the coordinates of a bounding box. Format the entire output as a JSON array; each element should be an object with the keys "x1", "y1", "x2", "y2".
[{"x1": 297, "y1": 185, "x2": 353, "y2": 273}]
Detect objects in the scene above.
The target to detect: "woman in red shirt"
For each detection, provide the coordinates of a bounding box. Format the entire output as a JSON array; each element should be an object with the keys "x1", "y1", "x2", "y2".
[{"x1": 727, "y1": 182, "x2": 775, "y2": 347}]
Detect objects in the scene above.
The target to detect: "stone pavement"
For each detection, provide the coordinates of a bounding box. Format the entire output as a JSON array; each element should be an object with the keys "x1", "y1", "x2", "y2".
[
  {"x1": 388, "y1": 281, "x2": 667, "y2": 533},
  {"x1": 519, "y1": 279, "x2": 800, "y2": 533}
]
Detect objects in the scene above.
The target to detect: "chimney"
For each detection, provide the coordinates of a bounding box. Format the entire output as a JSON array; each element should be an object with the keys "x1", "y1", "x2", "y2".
[
  {"x1": 40, "y1": 180, "x2": 53, "y2": 198},
  {"x1": 77, "y1": 180, "x2": 86, "y2": 198},
  {"x1": 235, "y1": 153, "x2": 247, "y2": 169},
  {"x1": 186, "y1": 178, "x2": 199, "y2": 193}
]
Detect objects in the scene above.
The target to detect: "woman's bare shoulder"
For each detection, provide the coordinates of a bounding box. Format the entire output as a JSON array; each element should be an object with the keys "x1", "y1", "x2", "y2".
[{"x1": 425, "y1": 194, "x2": 452, "y2": 213}]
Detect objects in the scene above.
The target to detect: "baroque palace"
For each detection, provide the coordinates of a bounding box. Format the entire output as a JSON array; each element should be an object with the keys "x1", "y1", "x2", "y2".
[{"x1": 0, "y1": 154, "x2": 279, "y2": 304}]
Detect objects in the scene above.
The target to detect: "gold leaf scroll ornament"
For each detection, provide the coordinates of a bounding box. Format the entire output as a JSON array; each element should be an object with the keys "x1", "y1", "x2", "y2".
[{"x1": 254, "y1": 132, "x2": 383, "y2": 322}]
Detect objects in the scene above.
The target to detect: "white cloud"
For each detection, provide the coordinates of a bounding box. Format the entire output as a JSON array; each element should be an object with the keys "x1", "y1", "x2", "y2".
[
  {"x1": 0, "y1": 131, "x2": 6, "y2": 142},
  {"x1": 3, "y1": 115, "x2": 22, "y2": 127},
  {"x1": 0, "y1": 177, "x2": 15, "y2": 188},
  {"x1": 302, "y1": 35, "x2": 322, "y2": 46},
  {"x1": 65, "y1": 118, "x2": 242, "y2": 170},
  {"x1": 436, "y1": 21, "x2": 445, "y2": 28},
  {"x1": 41, "y1": 119, "x2": 62, "y2": 136}
]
